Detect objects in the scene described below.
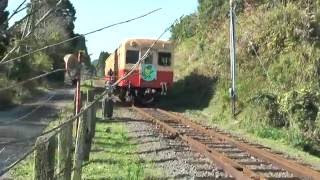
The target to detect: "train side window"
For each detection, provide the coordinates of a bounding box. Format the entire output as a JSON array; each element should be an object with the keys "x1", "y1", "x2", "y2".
[
  {"x1": 126, "y1": 50, "x2": 139, "y2": 64},
  {"x1": 158, "y1": 52, "x2": 171, "y2": 66}
]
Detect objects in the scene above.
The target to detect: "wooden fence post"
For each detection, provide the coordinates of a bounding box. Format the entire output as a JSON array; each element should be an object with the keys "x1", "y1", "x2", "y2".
[
  {"x1": 72, "y1": 111, "x2": 87, "y2": 180},
  {"x1": 102, "y1": 96, "x2": 105, "y2": 119},
  {"x1": 58, "y1": 121, "x2": 73, "y2": 180},
  {"x1": 84, "y1": 89, "x2": 94, "y2": 161},
  {"x1": 91, "y1": 95, "x2": 97, "y2": 138},
  {"x1": 33, "y1": 135, "x2": 56, "y2": 180}
]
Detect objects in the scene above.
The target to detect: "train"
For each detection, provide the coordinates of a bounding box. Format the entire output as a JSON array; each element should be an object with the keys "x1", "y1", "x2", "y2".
[{"x1": 104, "y1": 39, "x2": 173, "y2": 104}]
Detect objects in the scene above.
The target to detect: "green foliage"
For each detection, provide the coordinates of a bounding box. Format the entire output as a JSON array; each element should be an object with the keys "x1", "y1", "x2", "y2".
[
  {"x1": 170, "y1": 14, "x2": 197, "y2": 42},
  {"x1": 95, "y1": 51, "x2": 110, "y2": 77},
  {"x1": 32, "y1": 52, "x2": 53, "y2": 71},
  {"x1": 0, "y1": 0, "x2": 92, "y2": 105},
  {"x1": 172, "y1": 1, "x2": 320, "y2": 155},
  {"x1": 197, "y1": 0, "x2": 228, "y2": 22}
]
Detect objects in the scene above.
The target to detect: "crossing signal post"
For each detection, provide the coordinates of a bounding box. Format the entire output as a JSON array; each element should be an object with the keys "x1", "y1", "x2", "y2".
[
  {"x1": 229, "y1": 0, "x2": 237, "y2": 118},
  {"x1": 64, "y1": 50, "x2": 85, "y2": 134}
]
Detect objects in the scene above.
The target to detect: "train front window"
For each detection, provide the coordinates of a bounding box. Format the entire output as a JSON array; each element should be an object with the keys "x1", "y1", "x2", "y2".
[
  {"x1": 126, "y1": 50, "x2": 139, "y2": 64},
  {"x1": 143, "y1": 52, "x2": 153, "y2": 64},
  {"x1": 158, "y1": 52, "x2": 171, "y2": 66}
]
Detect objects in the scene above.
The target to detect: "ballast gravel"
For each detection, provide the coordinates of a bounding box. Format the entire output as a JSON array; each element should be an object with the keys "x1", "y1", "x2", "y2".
[{"x1": 113, "y1": 107, "x2": 233, "y2": 179}]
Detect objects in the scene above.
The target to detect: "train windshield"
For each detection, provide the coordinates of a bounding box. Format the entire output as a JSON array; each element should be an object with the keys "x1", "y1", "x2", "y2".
[
  {"x1": 141, "y1": 49, "x2": 153, "y2": 64},
  {"x1": 126, "y1": 50, "x2": 139, "y2": 64},
  {"x1": 158, "y1": 52, "x2": 171, "y2": 66}
]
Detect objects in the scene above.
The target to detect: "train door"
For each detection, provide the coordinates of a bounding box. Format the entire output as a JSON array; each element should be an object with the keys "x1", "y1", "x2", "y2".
[{"x1": 140, "y1": 48, "x2": 157, "y2": 83}]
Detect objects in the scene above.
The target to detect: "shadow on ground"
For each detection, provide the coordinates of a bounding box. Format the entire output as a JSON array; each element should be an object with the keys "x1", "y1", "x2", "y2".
[{"x1": 158, "y1": 72, "x2": 217, "y2": 112}]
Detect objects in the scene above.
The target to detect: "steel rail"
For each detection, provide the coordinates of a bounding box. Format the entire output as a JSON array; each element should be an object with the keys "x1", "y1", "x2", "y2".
[
  {"x1": 133, "y1": 107, "x2": 255, "y2": 180},
  {"x1": 156, "y1": 108, "x2": 320, "y2": 180}
]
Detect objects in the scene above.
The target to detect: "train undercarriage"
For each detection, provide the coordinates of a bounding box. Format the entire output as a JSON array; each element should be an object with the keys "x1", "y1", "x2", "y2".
[{"x1": 117, "y1": 85, "x2": 167, "y2": 105}]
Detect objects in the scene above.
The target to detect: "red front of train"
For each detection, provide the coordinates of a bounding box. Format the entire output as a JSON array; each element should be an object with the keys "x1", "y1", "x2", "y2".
[{"x1": 105, "y1": 39, "x2": 173, "y2": 104}]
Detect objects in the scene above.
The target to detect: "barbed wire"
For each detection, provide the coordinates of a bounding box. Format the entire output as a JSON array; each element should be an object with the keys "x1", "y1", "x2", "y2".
[
  {"x1": 0, "y1": 15, "x2": 174, "y2": 147},
  {"x1": 0, "y1": 12, "x2": 174, "y2": 177},
  {"x1": 0, "y1": 147, "x2": 35, "y2": 176},
  {"x1": 0, "y1": 8, "x2": 161, "y2": 65},
  {"x1": 0, "y1": 94, "x2": 56, "y2": 126},
  {"x1": 0, "y1": 69, "x2": 65, "y2": 92}
]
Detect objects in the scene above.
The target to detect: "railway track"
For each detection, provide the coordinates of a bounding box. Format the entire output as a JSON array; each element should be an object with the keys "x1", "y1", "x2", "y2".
[{"x1": 132, "y1": 106, "x2": 320, "y2": 180}]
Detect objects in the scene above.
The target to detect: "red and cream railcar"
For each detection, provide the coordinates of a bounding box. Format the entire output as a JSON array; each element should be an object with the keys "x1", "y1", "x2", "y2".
[{"x1": 105, "y1": 39, "x2": 173, "y2": 104}]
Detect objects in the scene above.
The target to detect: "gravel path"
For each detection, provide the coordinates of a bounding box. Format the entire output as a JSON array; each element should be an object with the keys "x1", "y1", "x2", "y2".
[{"x1": 114, "y1": 107, "x2": 233, "y2": 179}]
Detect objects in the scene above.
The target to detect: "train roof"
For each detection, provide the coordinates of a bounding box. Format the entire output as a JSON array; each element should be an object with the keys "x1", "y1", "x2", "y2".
[{"x1": 121, "y1": 38, "x2": 172, "y2": 49}]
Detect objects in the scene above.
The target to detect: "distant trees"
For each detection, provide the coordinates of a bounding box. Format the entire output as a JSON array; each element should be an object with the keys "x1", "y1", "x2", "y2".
[
  {"x1": 0, "y1": 0, "x2": 91, "y2": 105},
  {"x1": 95, "y1": 51, "x2": 110, "y2": 77}
]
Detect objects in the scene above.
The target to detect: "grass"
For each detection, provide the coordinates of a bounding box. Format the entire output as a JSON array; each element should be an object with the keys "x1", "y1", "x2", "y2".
[
  {"x1": 167, "y1": 1, "x2": 320, "y2": 166},
  {"x1": 9, "y1": 104, "x2": 74, "y2": 179},
  {"x1": 9, "y1": 155, "x2": 34, "y2": 179},
  {"x1": 82, "y1": 117, "x2": 163, "y2": 179},
  {"x1": 182, "y1": 109, "x2": 320, "y2": 169},
  {"x1": 9, "y1": 108, "x2": 163, "y2": 179}
]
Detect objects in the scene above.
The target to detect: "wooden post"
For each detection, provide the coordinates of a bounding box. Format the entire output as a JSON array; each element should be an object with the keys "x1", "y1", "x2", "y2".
[
  {"x1": 102, "y1": 96, "x2": 106, "y2": 119},
  {"x1": 58, "y1": 121, "x2": 73, "y2": 180},
  {"x1": 91, "y1": 96, "x2": 97, "y2": 138},
  {"x1": 34, "y1": 135, "x2": 56, "y2": 180},
  {"x1": 48, "y1": 137, "x2": 56, "y2": 179},
  {"x1": 72, "y1": 111, "x2": 87, "y2": 180},
  {"x1": 84, "y1": 90, "x2": 94, "y2": 161}
]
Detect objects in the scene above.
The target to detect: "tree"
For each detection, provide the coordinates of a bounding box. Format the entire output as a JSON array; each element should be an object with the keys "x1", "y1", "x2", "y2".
[
  {"x1": 95, "y1": 51, "x2": 110, "y2": 77},
  {"x1": 0, "y1": 0, "x2": 9, "y2": 56}
]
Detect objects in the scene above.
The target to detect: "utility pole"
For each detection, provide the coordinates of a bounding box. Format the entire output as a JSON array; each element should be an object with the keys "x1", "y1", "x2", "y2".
[{"x1": 229, "y1": 0, "x2": 237, "y2": 117}]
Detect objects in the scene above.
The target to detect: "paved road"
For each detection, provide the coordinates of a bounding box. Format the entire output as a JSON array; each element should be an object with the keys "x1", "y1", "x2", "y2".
[{"x1": 0, "y1": 88, "x2": 74, "y2": 177}]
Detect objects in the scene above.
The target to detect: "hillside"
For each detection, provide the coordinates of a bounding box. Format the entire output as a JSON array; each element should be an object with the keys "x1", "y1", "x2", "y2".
[{"x1": 169, "y1": 0, "x2": 320, "y2": 156}]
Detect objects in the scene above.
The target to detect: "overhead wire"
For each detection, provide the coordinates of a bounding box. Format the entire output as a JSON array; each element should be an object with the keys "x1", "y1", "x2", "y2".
[
  {"x1": 0, "y1": 69, "x2": 65, "y2": 93},
  {"x1": 4, "y1": 0, "x2": 27, "y2": 26},
  {"x1": 0, "y1": 9, "x2": 174, "y2": 176},
  {"x1": 0, "y1": 14, "x2": 174, "y2": 147},
  {"x1": 0, "y1": 8, "x2": 161, "y2": 65},
  {"x1": 248, "y1": 40, "x2": 277, "y2": 87},
  {"x1": 1, "y1": 0, "x2": 63, "y2": 63}
]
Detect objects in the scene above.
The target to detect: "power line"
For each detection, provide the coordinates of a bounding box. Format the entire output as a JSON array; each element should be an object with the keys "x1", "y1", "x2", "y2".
[
  {"x1": 0, "y1": 8, "x2": 161, "y2": 65},
  {"x1": 0, "y1": 16, "x2": 174, "y2": 176},
  {"x1": 248, "y1": 40, "x2": 276, "y2": 87},
  {"x1": 0, "y1": 69, "x2": 65, "y2": 92},
  {"x1": 1, "y1": 0, "x2": 63, "y2": 64},
  {"x1": 0, "y1": 15, "x2": 174, "y2": 147}
]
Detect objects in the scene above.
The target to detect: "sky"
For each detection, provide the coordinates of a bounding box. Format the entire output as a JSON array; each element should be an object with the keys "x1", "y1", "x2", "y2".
[{"x1": 7, "y1": 0, "x2": 198, "y2": 60}]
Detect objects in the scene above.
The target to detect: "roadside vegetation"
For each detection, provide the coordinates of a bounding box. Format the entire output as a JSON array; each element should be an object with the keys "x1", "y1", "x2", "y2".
[
  {"x1": 168, "y1": 0, "x2": 320, "y2": 158},
  {"x1": 0, "y1": 0, "x2": 94, "y2": 109},
  {"x1": 10, "y1": 108, "x2": 162, "y2": 179},
  {"x1": 9, "y1": 104, "x2": 74, "y2": 179}
]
